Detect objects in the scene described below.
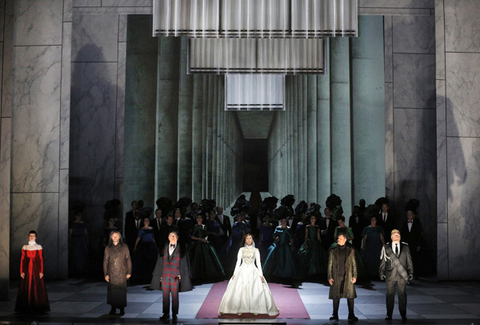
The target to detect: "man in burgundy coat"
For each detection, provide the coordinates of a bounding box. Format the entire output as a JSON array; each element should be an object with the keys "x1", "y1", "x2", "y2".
[{"x1": 150, "y1": 230, "x2": 192, "y2": 322}]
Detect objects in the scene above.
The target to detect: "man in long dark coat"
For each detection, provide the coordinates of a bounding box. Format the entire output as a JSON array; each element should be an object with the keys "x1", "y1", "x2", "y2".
[
  {"x1": 150, "y1": 230, "x2": 192, "y2": 322},
  {"x1": 328, "y1": 233, "x2": 358, "y2": 322}
]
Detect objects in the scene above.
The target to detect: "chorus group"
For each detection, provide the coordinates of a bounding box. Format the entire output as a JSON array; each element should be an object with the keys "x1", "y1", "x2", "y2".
[{"x1": 15, "y1": 193, "x2": 425, "y2": 322}]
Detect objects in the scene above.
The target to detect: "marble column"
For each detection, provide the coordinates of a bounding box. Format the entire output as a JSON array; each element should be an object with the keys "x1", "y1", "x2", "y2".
[
  {"x1": 177, "y1": 38, "x2": 194, "y2": 199},
  {"x1": 124, "y1": 15, "x2": 157, "y2": 209},
  {"x1": 192, "y1": 75, "x2": 203, "y2": 203},
  {"x1": 292, "y1": 77, "x2": 297, "y2": 198},
  {"x1": 201, "y1": 76, "x2": 208, "y2": 198},
  {"x1": 211, "y1": 77, "x2": 219, "y2": 200},
  {"x1": 307, "y1": 75, "x2": 318, "y2": 203},
  {"x1": 351, "y1": 16, "x2": 386, "y2": 205},
  {"x1": 155, "y1": 37, "x2": 180, "y2": 200},
  {"x1": 316, "y1": 41, "x2": 331, "y2": 204},
  {"x1": 330, "y1": 37, "x2": 353, "y2": 217}
]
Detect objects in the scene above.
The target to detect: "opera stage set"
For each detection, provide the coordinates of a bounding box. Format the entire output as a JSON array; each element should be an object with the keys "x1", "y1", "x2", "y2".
[{"x1": 0, "y1": 0, "x2": 480, "y2": 323}]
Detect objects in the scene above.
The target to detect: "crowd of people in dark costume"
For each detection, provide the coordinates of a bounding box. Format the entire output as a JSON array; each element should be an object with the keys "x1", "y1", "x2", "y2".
[
  {"x1": 103, "y1": 193, "x2": 425, "y2": 288},
  {"x1": 19, "y1": 192, "x2": 426, "y2": 320}
]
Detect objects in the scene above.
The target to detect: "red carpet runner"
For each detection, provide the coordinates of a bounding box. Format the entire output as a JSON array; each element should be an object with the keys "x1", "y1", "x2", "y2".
[{"x1": 195, "y1": 281, "x2": 310, "y2": 319}]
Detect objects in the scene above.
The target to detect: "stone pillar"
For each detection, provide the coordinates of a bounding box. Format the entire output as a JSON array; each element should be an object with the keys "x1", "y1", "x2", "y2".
[
  {"x1": 124, "y1": 15, "x2": 157, "y2": 209},
  {"x1": 177, "y1": 38, "x2": 194, "y2": 199},
  {"x1": 211, "y1": 77, "x2": 219, "y2": 200},
  {"x1": 317, "y1": 40, "x2": 332, "y2": 204},
  {"x1": 307, "y1": 75, "x2": 318, "y2": 203},
  {"x1": 330, "y1": 37, "x2": 352, "y2": 216},
  {"x1": 351, "y1": 16, "x2": 386, "y2": 205},
  {"x1": 192, "y1": 75, "x2": 203, "y2": 203},
  {"x1": 205, "y1": 76, "x2": 214, "y2": 198},
  {"x1": 292, "y1": 77, "x2": 298, "y2": 198},
  {"x1": 301, "y1": 76, "x2": 308, "y2": 201},
  {"x1": 201, "y1": 76, "x2": 208, "y2": 198},
  {"x1": 155, "y1": 37, "x2": 180, "y2": 200}
]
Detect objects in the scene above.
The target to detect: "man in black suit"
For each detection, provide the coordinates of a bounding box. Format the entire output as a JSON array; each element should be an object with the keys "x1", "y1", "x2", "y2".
[
  {"x1": 320, "y1": 207, "x2": 337, "y2": 250},
  {"x1": 159, "y1": 214, "x2": 179, "y2": 247},
  {"x1": 124, "y1": 200, "x2": 141, "y2": 252},
  {"x1": 400, "y1": 210, "x2": 423, "y2": 278},
  {"x1": 377, "y1": 202, "x2": 396, "y2": 237},
  {"x1": 379, "y1": 229, "x2": 414, "y2": 321},
  {"x1": 215, "y1": 206, "x2": 231, "y2": 246},
  {"x1": 349, "y1": 206, "x2": 367, "y2": 251},
  {"x1": 152, "y1": 208, "x2": 164, "y2": 248}
]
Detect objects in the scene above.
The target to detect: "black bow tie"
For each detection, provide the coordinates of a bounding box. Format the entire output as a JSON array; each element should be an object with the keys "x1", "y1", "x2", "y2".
[
  {"x1": 408, "y1": 221, "x2": 413, "y2": 223},
  {"x1": 170, "y1": 244, "x2": 176, "y2": 248}
]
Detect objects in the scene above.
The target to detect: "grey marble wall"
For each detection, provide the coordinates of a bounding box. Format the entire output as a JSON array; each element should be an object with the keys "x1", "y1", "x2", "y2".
[
  {"x1": 389, "y1": 13, "x2": 437, "y2": 261},
  {"x1": 436, "y1": 0, "x2": 480, "y2": 280},
  {"x1": 0, "y1": 0, "x2": 12, "y2": 301},
  {"x1": 6, "y1": 0, "x2": 72, "y2": 286},
  {"x1": 69, "y1": 2, "x2": 151, "y2": 267}
]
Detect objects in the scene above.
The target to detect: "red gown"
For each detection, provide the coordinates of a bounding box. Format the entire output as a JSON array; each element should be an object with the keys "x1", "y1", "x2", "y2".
[{"x1": 15, "y1": 248, "x2": 50, "y2": 313}]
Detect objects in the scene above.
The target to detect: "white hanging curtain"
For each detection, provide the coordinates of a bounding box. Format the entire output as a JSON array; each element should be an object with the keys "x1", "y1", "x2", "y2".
[
  {"x1": 188, "y1": 38, "x2": 325, "y2": 74},
  {"x1": 153, "y1": 0, "x2": 358, "y2": 38},
  {"x1": 225, "y1": 74, "x2": 285, "y2": 111},
  {"x1": 291, "y1": 0, "x2": 358, "y2": 37},
  {"x1": 153, "y1": 0, "x2": 220, "y2": 37},
  {"x1": 221, "y1": 0, "x2": 290, "y2": 37}
]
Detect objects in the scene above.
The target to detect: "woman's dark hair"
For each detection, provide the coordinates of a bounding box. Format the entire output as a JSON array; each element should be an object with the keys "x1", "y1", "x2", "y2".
[
  {"x1": 29, "y1": 230, "x2": 37, "y2": 237},
  {"x1": 108, "y1": 230, "x2": 123, "y2": 246},
  {"x1": 338, "y1": 215, "x2": 346, "y2": 222}
]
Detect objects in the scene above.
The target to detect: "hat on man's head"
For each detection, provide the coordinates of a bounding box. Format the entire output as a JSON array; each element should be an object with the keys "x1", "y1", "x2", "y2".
[{"x1": 391, "y1": 229, "x2": 400, "y2": 235}]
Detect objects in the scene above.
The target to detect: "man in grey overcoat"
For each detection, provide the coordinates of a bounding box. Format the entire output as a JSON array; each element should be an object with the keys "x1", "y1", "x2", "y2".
[{"x1": 328, "y1": 233, "x2": 358, "y2": 322}]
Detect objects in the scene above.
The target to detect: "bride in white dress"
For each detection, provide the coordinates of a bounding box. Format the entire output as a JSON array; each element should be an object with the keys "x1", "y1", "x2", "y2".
[{"x1": 218, "y1": 233, "x2": 279, "y2": 316}]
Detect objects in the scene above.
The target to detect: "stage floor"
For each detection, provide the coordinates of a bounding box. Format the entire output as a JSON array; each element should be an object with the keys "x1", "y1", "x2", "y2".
[{"x1": 1, "y1": 278, "x2": 479, "y2": 325}]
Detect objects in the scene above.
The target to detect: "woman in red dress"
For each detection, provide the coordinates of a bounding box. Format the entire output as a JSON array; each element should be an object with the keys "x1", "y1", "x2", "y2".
[{"x1": 15, "y1": 230, "x2": 50, "y2": 314}]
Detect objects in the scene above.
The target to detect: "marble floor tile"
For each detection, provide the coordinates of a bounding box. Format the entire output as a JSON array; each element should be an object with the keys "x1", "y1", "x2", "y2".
[
  {"x1": 49, "y1": 301, "x2": 103, "y2": 314},
  {"x1": 453, "y1": 303, "x2": 480, "y2": 316},
  {"x1": 435, "y1": 294, "x2": 480, "y2": 303},
  {"x1": 414, "y1": 287, "x2": 469, "y2": 295},
  {"x1": 125, "y1": 293, "x2": 160, "y2": 303},
  {"x1": 406, "y1": 294, "x2": 445, "y2": 304},
  {"x1": 408, "y1": 302, "x2": 469, "y2": 315}
]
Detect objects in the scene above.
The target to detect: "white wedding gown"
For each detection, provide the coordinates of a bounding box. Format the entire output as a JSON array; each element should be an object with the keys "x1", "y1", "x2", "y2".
[{"x1": 218, "y1": 245, "x2": 279, "y2": 316}]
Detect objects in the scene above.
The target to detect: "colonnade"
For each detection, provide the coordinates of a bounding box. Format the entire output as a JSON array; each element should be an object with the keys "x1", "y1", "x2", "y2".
[
  {"x1": 268, "y1": 17, "x2": 386, "y2": 216},
  {"x1": 124, "y1": 26, "x2": 243, "y2": 211}
]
